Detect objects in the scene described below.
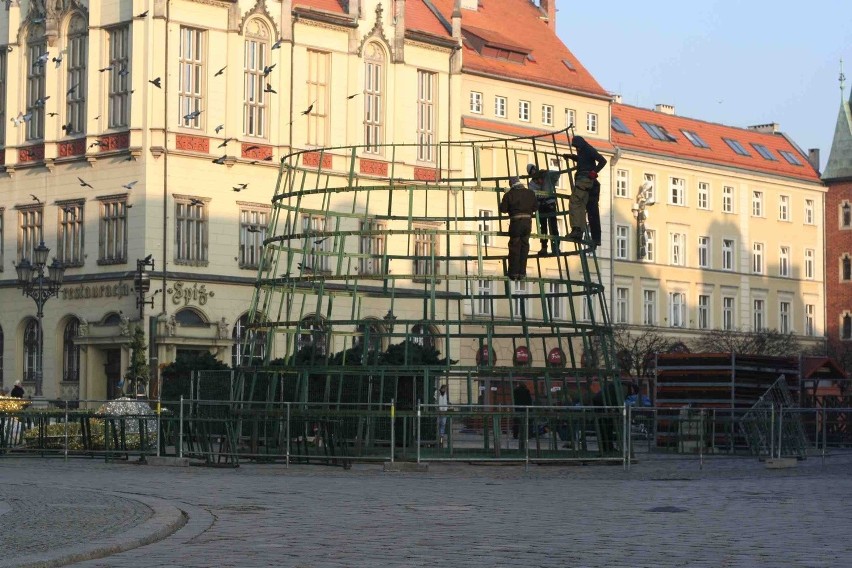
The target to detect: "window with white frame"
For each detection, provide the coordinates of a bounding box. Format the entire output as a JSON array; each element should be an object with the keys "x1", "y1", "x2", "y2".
[
  {"x1": 669, "y1": 292, "x2": 686, "y2": 328},
  {"x1": 752, "y1": 242, "x2": 764, "y2": 274},
  {"x1": 98, "y1": 198, "x2": 126, "y2": 264},
  {"x1": 615, "y1": 225, "x2": 629, "y2": 260},
  {"x1": 358, "y1": 219, "x2": 386, "y2": 275},
  {"x1": 722, "y1": 186, "x2": 734, "y2": 213},
  {"x1": 305, "y1": 50, "x2": 329, "y2": 146},
  {"x1": 805, "y1": 304, "x2": 815, "y2": 336},
  {"x1": 670, "y1": 232, "x2": 686, "y2": 266},
  {"x1": 17, "y1": 207, "x2": 43, "y2": 262},
  {"x1": 644, "y1": 229, "x2": 656, "y2": 262},
  {"x1": 752, "y1": 190, "x2": 764, "y2": 217},
  {"x1": 178, "y1": 27, "x2": 204, "y2": 129},
  {"x1": 363, "y1": 43, "x2": 384, "y2": 153},
  {"x1": 753, "y1": 298, "x2": 765, "y2": 331},
  {"x1": 513, "y1": 280, "x2": 528, "y2": 317},
  {"x1": 239, "y1": 206, "x2": 269, "y2": 269},
  {"x1": 669, "y1": 177, "x2": 685, "y2": 205},
  {"x1": 615, "y1": 287, "x2": 629, "y2": 324},
  {"x1": 805, "y1": 199, "x2": 814, "y2": 224},
  {"x1": 643, "y1": 173, "x2": 656, "y2": 202},
  {"x1": 643, "y1": 290, "x2": 656, "y2": 325},
  {"x1": 26, "y1": 27, "x2": 47, "y2": 140},
  {"x1": 697, "y1": 294, "x2": 710, "y2": 329},
  {"x1": 565, "y1": 108, "x2": 576, "y2": 128},
  {"x1": 581, "y1": 296, "x2": 595, "y2": 322},
  {"x1": 476, "y1": 280, "x2": 492, "y2": 315},
  {"x1": 478, "y1": 210, "x2": 492, "y2": 247},
  {"x1": 586, "y1": 112, "x2": 598, "y2": 133},
  {"x1": 779, "y1": 301, "x2": 791, "y2": 334},
  {"x1": 301, "y1": 215, "x2": 328, "y2": 272},
  {"x1": 548, "y1": 282, "x2": 563, "y2": 320},
  {"x1": 57, "y1": 202, "x2": 83, "y2": 266},
  {"x1": 722, "y1": 296, "x2": 735, "y2": 331},
  {"x1": 518, "y1": 100, "x2": 530, "y2": 122},
  {"x1": 107, "y1": 25, "x2": 131, "y2": 128},
  {"x1": 495, "y1": 96, "x2": 506, "y2": 118},
  {"x1": 805, "y1": 249, "x2": 815, "y2": 279},
  {"x1": 722, "y1": 238, "x2": 734, "y2": 271},
  {"x1": 779, "y1": 246, "x2": 790, "y2": 277},
  {"x1": 416, "y1": 70, "x2": 436, "y2": 162},
  {"x1": 843, "y1": 202, "x2": 852, "y2": 228},
  {"x1": 413, "y1": 226, "x2": 439, "y2": 278},
  {"x1": 698, "y1": 236, "x2": 710, "y2": 268},
  {"x1": 244, "y1": 25, "x2": 269, "y2": 138},
  {"x1": 842, "y1": 255, "x2": 852, "y2": 281},
  {"x1": 541, "y1": 104, "x2": 553, "y2": 126},
  {"x1": 470, "y1": 91, "x2": 482, "y2": 114},
  {"x1": 66, "y1": 16, "x2": 87, "y2": 136},
  {"x1": 615, "y1": 169, "x2": 629, "y2": 198},
  {"x1": 778, "y1": 195, "x2": 790, "y2": 221},
  {"x1": 697, "y1": 182, "x2": 709, "y2": 209},
  {"x1": 175, "y1": 198, "x2": 208, "y2": 264}
]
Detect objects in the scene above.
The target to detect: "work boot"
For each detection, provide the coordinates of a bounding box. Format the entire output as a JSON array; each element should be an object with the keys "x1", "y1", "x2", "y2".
[
  {"x1": 539, "y1": 242, "x2": 548, "y2": 255},
  {"x1": 566, "y1": 229, "x2": 583, "y2": 242}
]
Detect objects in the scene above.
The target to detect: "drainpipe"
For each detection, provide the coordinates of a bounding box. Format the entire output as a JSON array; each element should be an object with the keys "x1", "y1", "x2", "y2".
[{"x1": 161, "y1": 0, "x2": 170, "y2": 315}]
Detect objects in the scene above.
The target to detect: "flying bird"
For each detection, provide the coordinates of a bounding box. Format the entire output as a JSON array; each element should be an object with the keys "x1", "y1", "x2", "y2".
[
  {"x1": 246, "y1": 226, "x2": 261, "y2": 233},
  {"x1": 33, "y1": 96, "x2": 50, "y2": 107},
  {"x1": 61, "y1": 122, "x2": 74, "y2": 133},
  {"x1": 11, "y1": 112, "x2": 34, "y2": 126},
  {"x1": 47, "y1": 112, "x2": 58, "y2": 117},
  {"x1": 264, "y1": 83, "x2": 276, "y2": 94},
  {"x1": 93, "y1": 114, "x2": 101, "y2": 120},
  {"x1": 262, "y1": 63, "x2": 276, "y2": 77},
  {"x1": 189, "y1": 198, "x2": 204, "y2": 207},
  {"x1": 301, "y1": 101, "x2": 316, "y2": 115},
  {"x1": 214, "y1": 124, "x2": 225, "y2": 134},
  {"x1": 32, "y1": 52, "x2": 49, "y2": 68},
  {"x1": 118, "y1": 65, "x2": 130, "y2": 77},
  {"x1": 98, "y1": 64, "x2": 114, "y2": 72},
  {"x1": 30, "y1": 194, "x2": 41, "y2": 204},
  {"x1": 122, "y1": 180, "x2": 138, "y2": 190},
  {"x1": 183, "y1": 110, "x2": 202, "y2": 121},
  {"x1": 52, "y1": 54, "x2": 63, "y2": 67},
  {"x1": 217, "y1": 137, "x2": 234, "y2": 148},
  {"x1": 149, "y1": 77, "x2": 161, "y2": 88},
  {"x1": 61, "y1": 205, "x2": 76, "y2": 218},
  {"x1": 347, "y1": 93, "x2": 359, "y2": 99},
  {"x1": 88, "y1": 140, "x2": 107, "y2": 148},
  {"x1": 67, "y1": 83, "x2": 79, "y2": 95},
  {"x1": 272, "y1": 38, "x2": 284, "y2": 50},
  {"x1": 136, "y1": 10, "x2": 149, "y2": 17},
  {"x1": 77, "y1": 177, "x2": 93, "y2": 188},
  {"x1": 249, "y1": 156, "x2": 274, "y2": 165},
  {"x1": 212, "y1": 154, "x2": 228, "y2": 165},
  {"x1": 245, "y1": 145, "x2": 260, "y2": 152},
  {"x1": 233, "y1": 183, "x2": 248, "y2": 192},
  {"x1": 214, "y1": 66, "x2": 226, "y2": 77}
]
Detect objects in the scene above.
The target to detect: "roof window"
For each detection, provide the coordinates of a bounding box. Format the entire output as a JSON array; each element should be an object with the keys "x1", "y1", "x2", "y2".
[
  {"x1": 751, "y1": 143, "x2": 778, "y2": 161},
  {"x1": 638, "y1": 121, "x2": 677, "y2": 142},
  {"x1": 562, "y1": 59, "x2": 576, "y2": 72},
  {"x1": 681, "y1": 129, "x2": 710, "y2": 149},
  {"x1": 611, "y1": 117, "x2": 633, "y2": 135},
  {"x1": 778, "y1": 150, "x2": 803, "y2": 166},
  {"x1": 723, "y1": 137, "x2": 750, "y2": 156}
]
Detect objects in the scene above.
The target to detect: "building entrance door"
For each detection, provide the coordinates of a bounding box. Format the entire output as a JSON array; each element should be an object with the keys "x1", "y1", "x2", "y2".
[{"x1": 104, "y1": 349, "x2": 122, "y2": 400}]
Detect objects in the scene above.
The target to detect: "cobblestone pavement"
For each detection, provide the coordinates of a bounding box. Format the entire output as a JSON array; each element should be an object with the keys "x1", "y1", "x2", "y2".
[{"x1": 1, "y1": 453, "x2": 851, "y2": 567}]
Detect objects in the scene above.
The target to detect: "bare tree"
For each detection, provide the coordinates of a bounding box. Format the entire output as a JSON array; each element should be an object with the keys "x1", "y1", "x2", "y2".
[
  {"x1": 691, "y1": 328, "x2": 800, "y2": 357},
  {"x1": 612, "y1": 325, "x2": 678, "y2": 378}
]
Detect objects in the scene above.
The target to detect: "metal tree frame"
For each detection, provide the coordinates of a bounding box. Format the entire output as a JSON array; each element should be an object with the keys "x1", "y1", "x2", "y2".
[{"x1": 234, "y1": 128, "x2": 624, "y2": 457}]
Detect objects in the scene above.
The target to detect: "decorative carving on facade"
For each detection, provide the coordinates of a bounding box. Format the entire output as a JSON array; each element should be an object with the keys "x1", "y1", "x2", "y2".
[
  {"x1": 357, "y1": 4, "x2": 393, "y2": 59},
  {"x1": 60, "y1": 282, "x2": 131, "y2": 300},
  {"x1": 241, "y1": 142, "x2": 272, "y2": 161},
  {"x1": 176, "y1": 134, "x2": 210, "y2": 153},
  {"x1": 58, "y1": 138, "x2": 86, "y2": 157},
  {"x1": 302, "y1": 151, "x2": 332, "y2": 168},
  {"x1": 167, "y1": 281, "x2": 215, "y2": 306},
  {"x1": 414, "y1": 166, "x2": 437, "y2": 181},
  {"x1": 98, "y1": 132, "x2": 130, "y2": 152},
  {"x1": 19, "y1": 144, "x2": 45, "y2": 163},
  {"x1": 360, "y1": 158, "x2": 388, "y2": 176},
  {"x1": 217, "y1": 317, "x2": 229, "y2": 339},
  {"x1": 240, "y1": 1, "x2": 280, "y2": 40}
]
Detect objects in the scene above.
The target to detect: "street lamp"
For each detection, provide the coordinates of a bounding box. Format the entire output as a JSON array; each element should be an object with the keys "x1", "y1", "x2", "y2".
[
  {"x1": 134, "y1": 255, "x2": 156, "y2": 319},
  {"x1": 632, "y1": 181, "x2": 655, "y2": 260},
  {"x1": 15, "y1": 241, "x2": 66, "y2": 398}
]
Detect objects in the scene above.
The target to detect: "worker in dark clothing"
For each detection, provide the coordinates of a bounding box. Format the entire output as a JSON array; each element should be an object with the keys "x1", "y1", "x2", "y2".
[
  {"x1": 566, "y1": 136, "x2": 607, "y2": 247},
  {"x1": 499, "y1": 176, "x2": 538, "y2": 280},
  {"x1": 527, "y1": 154, "x2": 572, "y2": 255}
]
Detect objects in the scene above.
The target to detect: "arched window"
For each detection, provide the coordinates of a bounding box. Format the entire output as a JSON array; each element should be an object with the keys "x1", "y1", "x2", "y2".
[
  {"x1": 232, "y1": 313, "x2": 267, "y2": 367},
  {"x1": 243, "y1": 19, "x2": 269, "y2": 138},
  {"x1": 297, "y1": 316, "x2": 328, "y2": 357},
  {"x1": 363, "y1": 43, "x2": 384, "y2": 153},
  {"x1": 355, "y1": 319, "x2": 383, "y2": 354},
  {"x1": 23, "y1": 319, "x2": 39, "y2": 382},
  {"x1": 26, "y1": 24, "x2": 47, "y2": 140},
  {"x1": 66, "y1": 14, "x2": 88, "y2": 135},
  {"x1": 842, "y1": 202, "x2": 852, "y2": 228},
  {"x1": 63, "y1": 318, "x2": 81, "y2": 382},
  {"x1": 175, "y1": 308, "x2": 207, "y2": 326},
  {"x1": 843, "y1": 255, "x2": 852, "y2": 281},
  {"x1": 843, "y1": 314, "x2": 852, "y2": 340}
]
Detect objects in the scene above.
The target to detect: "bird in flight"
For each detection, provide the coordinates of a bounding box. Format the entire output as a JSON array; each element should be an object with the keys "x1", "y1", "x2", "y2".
[
  {"x1": 189, "y1": 198, "x2": 204, "y2": 207},
  {"x1": 249, "y1": 156, "x2": 274, "y2": 165},
  {"x1": 47, "y1": 112, "x2": 58, "y2": 117},
  {"x1": 347, "y1": 93, "x2": 359, "y2": 99},
  {"x1": 136, "y1": 10, "x2": 148, "y2": 17},
  {"x1": 247, "y1": 226, "x2": 261, "y2": 233},
  {"x1": 33, "y1": 96, "x2": 50, "y2": 107},
  {"x1": 233, "y1": 183, "x2": 248, "y2": 192},
  {"x1": 93, "y1": 114, "x2": 101, "y2": 120},
  {"x1": 245, "y1": 145, "x2": 260, "y2": 152},
  {"x1": 212, "y1": 155, "x2": 228, "y2": 165},
  {"x1": 52, "y1": 53, "x2": 63, "y2": 67},
  {"x1": 67, "y1": 83, "x2": 79, "y2": 95},
  {"x1": 122, "y1": 181, "x2": 138, "y2": 190},
  {"x1": 214, "y1": 66, "x2": 226, "y2": 77},
  {"x1": 77, "y1": 177, "x2": 93, "y2": 188},
  {"x1": 217, "y1": 138, "x2": 234, "y2": 148},
  {"x1": 118, "y1": 66, "x2": 130, "y2": 77},
  {"x1": 183, "y1": 110, "x2": 202, "y2": 121},
  {"x1": 264, "y1": 83, "x2": 276, "y2": 94},
  {"x1": 149, "y1": 77, "x2": 161, "y2": 89},
  {"x1": 61, "y1": 123, "x2": 74, "y2": 133},
  {"x1": 214, "y1": 124, "x2": 225, "y2": 134},
  {"x1": 88, "y1": 140, "x2": 107, "y2": 149},
  {"x1": 99, "y1": 64, "x2": 114, "y2": 73},
  {"x1": 61, "y1": 205, "x2": 76, "y2": 218},
  {"x1": 30, "y1": 194, "x2": 42, "y2": 204},
  {"x1": 272, "y1": 38, "x2": 284, "y2": 50},
  {"x1": 301, "y1": 101, "x2": 316, "y2": 115},
  {"x1": 32, "y1": 52, "x2": 50, "y2": 68},
  {"x1": 262, "y1": 64, "x2": 276, "y2": 77}
]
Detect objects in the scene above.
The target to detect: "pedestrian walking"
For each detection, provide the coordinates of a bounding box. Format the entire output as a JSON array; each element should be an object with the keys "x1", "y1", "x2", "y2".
[{"x1": 435, "y1": 383, "x2": 450, "y2": 447}]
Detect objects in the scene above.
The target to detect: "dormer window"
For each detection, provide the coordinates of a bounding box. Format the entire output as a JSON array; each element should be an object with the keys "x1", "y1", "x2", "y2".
[{"x1": 461, "y1": 26, "x2": 531, "y2": 64}]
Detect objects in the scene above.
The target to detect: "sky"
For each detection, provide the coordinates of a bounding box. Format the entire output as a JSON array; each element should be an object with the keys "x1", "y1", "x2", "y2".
[{"x1": 557, "y1": 0, "x2": 852, "y2": 172}]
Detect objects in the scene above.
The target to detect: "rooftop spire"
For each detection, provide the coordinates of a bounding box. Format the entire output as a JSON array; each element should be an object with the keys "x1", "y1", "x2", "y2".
[{"x1": 841, "y1": 58, "x2": 847, "y2": 103}]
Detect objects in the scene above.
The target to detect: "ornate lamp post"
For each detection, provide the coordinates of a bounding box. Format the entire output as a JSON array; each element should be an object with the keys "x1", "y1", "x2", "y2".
[
  {"x1": 632, "y1": 181, "x2": 655, "y2": 260},
  {"x1": 134, "y1": 255, "x2": 156, "y2": 319},
  {"x1": 15, "y1": 241, "x2": 66, "y2": 397}
]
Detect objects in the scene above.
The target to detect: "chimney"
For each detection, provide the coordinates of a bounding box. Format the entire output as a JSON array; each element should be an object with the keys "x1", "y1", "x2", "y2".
[
  {"x1": 612, "y1": 94, "x2": 622, "y2": 104},
  {"x1": 654, "y1": 104, "x2": 675, "y2": 115},
  {"x1": 808, "y1": 148, "x2": 820, "y2": 172},
  {"x1": 747, "y1": 122, "x2": 780, "y2": 134},
  {"x1": 539, "y1": 0, "x2": 556, "y2": 29}
]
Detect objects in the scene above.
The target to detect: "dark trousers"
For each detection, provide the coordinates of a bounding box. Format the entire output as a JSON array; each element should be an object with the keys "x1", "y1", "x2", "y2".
[
  {"x1": 507, "y1": 218, "x2": 532, "y2": 276},
  {"x1": 588, "y1": 181, "x2": 601, "y2": 243},
  {"x1": 538, "y1": 201, "x2": 559, "y2": 250}
]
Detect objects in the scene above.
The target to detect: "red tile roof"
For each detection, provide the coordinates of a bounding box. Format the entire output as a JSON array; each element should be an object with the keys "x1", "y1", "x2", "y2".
[
  {"x1": 296, "y1": 1, "x2": 452, "y2": 39},
  {"x1": 297, "y1": 0, "x2": 346, "y2": 15},
  {"x1": 462, "y1": 117, "x2": 615, "y2": 153},
  {"x1": 612, "y1": 103, "x2": 821, "y2": 183},
  {"x1": 429, "y1": 0, "x2": 608, "y2": 97}
]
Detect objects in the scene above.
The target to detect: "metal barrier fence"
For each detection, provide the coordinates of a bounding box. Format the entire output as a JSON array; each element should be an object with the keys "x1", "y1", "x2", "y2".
[{"x1": 3, "y1": 401, "x2": 852, "y2": 468}]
